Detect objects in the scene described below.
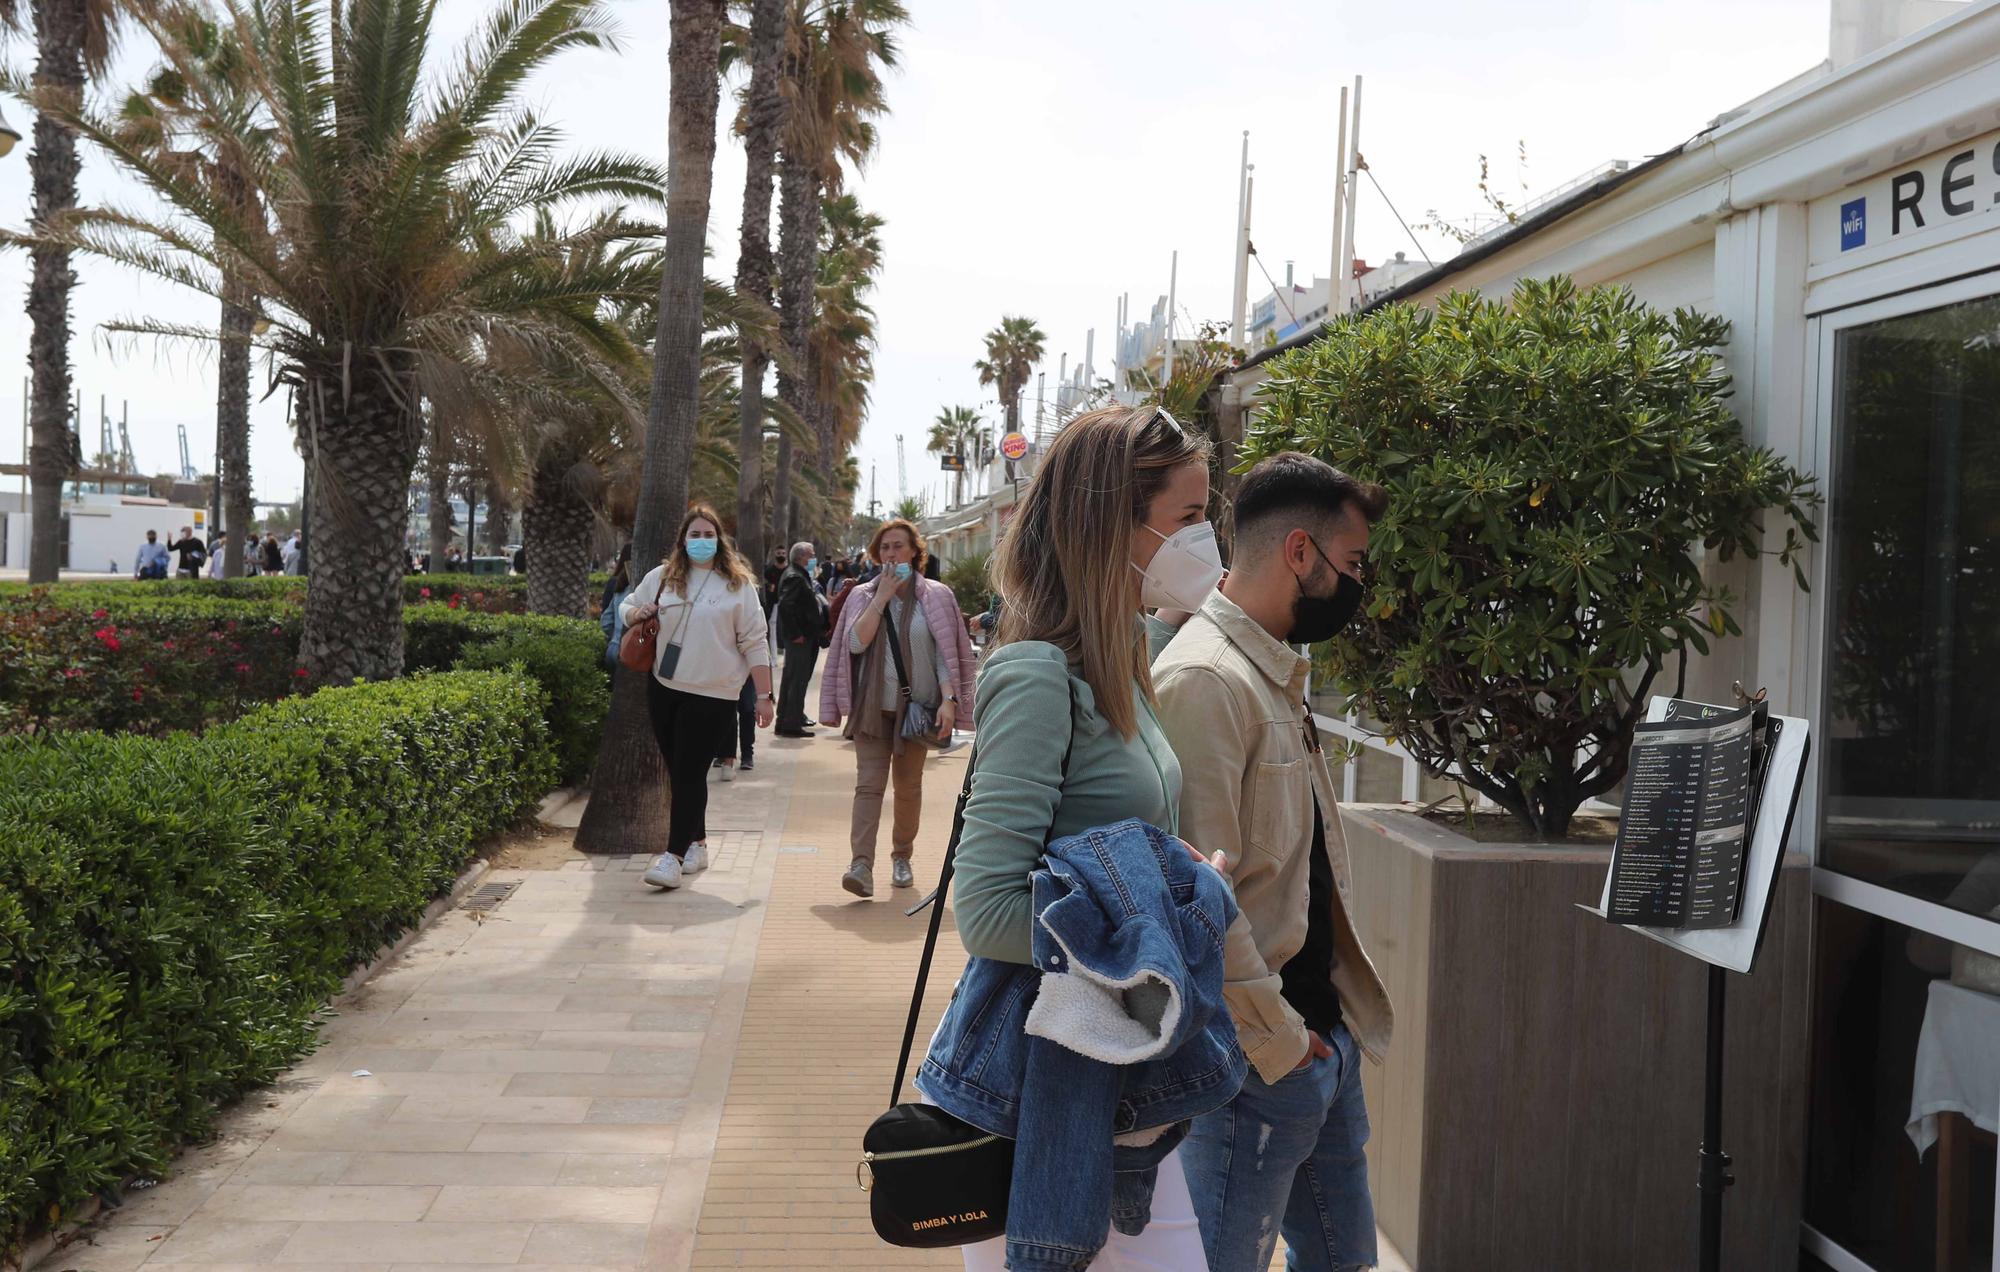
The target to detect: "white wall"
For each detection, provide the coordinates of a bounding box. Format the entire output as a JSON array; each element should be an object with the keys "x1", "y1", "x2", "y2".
[{"x1": 5, "y1": 501, "x2": 204, "y2": 574}]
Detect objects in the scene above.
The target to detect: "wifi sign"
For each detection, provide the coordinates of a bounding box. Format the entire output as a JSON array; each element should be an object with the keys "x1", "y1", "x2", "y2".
[{"x1": 1839, "y1": 198, "x2": 1867, "y2": 252}]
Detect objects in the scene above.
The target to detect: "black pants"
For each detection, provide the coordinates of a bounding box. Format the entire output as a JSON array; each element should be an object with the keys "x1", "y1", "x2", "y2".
[
  {"x1": 777, "y1": 640, "x2": 819, "y2": 731},
  {"x1": 644, "y1": 678, "x2": 736, "y2": 857},
  {"x1": 718, "y1": 677, "x2": 756, "y2": 765}
]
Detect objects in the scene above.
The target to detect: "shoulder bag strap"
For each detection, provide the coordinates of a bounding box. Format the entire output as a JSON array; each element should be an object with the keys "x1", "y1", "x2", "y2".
[
  {"x1": 880, "y1": 598, "x2": 913, "y2": 702},
  {"x1": 888, "y1": 675, "x2": 1080, "y2": 1106}
]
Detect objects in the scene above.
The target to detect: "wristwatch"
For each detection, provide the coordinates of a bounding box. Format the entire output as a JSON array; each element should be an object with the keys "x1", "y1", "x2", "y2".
[{"x1": 762, "y1": 693, "x2": 776, "y2": 703}]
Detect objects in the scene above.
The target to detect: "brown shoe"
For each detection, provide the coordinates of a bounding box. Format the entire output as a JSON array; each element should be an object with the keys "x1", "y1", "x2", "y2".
[{"x1": 841, "y1": 859, "x2": 874, "y2": 898}]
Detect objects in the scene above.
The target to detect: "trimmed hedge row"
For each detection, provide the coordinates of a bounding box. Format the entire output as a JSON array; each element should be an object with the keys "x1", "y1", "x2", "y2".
[
  {"x1": 0, "y1": 576, "x2": 534, "y2": 613},
  {"x1": 0, "y1": 671, "x2": 559, "y2": 1249},
  {"x1": 0, "y1": 591, "x2": 609, "y2": 778}
]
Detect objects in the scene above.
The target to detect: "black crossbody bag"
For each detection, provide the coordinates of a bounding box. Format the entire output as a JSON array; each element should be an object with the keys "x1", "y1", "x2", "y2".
[{"x1": 858, "y1": 686, "x2": 1076, "y2": 1249}]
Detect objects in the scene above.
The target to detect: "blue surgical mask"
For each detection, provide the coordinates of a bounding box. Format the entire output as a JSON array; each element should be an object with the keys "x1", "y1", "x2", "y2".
[
  {"x1": 686, "y1": 536, "x2": 718, "y2": 563},
  {"x1": 806, "y1": 557, "x2": 818, "y2": 574},
  {"x1": 894, "y1": 562, "x2": 913, "y2": 581}
]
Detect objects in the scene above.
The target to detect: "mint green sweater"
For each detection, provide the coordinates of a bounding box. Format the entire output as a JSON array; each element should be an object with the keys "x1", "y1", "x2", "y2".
[{"x1": 953, "y1": 636, "x2": 1183, "y2": 965}]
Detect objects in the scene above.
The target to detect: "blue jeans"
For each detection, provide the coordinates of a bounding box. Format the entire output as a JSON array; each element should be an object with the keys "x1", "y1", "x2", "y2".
[{"x1": 1179, "y1": 1021, "x2": 1376, "y2": 1272}]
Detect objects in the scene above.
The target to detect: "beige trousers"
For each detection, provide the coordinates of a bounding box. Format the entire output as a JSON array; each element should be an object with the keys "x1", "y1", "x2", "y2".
[{"x1": 850, "y1": 712, "x2": 928, "y2": 863}]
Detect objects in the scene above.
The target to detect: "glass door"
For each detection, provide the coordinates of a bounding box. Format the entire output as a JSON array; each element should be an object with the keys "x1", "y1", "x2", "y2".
[{"x1": 1803, "y1": 278, "x2": 2000, "y2": 1272}]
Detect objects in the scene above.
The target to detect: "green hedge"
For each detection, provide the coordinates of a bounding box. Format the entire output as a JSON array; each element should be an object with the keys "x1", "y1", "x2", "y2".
[
  {"x1": 0, "y1": 671, "x2": 557, "y2": 1248},
  {"x1": 0, "y1": 576, "x2": 534, "y2": 613},
  {"x1": 455, "y1": 627, "x2": 610, "y2": 784},
  {"x1": 0, "y1": 592, "x2": 605, "y2": 757}
]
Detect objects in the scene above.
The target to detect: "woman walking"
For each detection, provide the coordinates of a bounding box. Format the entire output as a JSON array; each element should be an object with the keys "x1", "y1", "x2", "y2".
[
  {"x1": 821, "y1": 519, "x2": 975, "y2": 898},
  {"x1": 928, "y1": 405, "x2": 1224, "y2": 1270},
  {"x1": 620, "y1": 506, "x2": 775, "y2": 890}
]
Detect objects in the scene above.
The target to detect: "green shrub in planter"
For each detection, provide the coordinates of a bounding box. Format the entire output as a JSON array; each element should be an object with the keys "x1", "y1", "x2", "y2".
[
  {"x1": 0, "y1": 671, "x2": 555, "y2": 1247},
  {"x1": 456, "y1": 628, "x2": 610, "y2": 784},
  {"x1": 1248, "y1": 277, "x2": 1819, "y2": 835},
  {"x1": 942, "y1": 550, "x2": 995, "y2": 617}
]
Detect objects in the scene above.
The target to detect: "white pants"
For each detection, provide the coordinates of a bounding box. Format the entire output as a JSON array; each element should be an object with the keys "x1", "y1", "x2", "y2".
[{"x1": 960, "y1": 1148, "x2": 1208, "y2": 1271}]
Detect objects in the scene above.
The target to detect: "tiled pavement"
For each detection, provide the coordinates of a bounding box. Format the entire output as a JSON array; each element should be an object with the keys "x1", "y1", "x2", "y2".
[{"x1": 46, "y1": 669, "x2": 1409, "y2": 1271}]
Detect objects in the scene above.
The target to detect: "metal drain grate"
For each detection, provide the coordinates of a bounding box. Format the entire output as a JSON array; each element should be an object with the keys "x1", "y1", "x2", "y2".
[{"x1": 460, "y1": 879, "x2": 522, "y2": 912}]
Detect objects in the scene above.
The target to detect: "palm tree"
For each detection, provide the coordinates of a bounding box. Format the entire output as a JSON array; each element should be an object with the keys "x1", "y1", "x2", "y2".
[
  {"x1": 17, "y1": 0, "x2": 667, "y2": 682},
  {"x1": 891, "y1": 493, "x2": 923, "y2": 523},
  {"x1": 774, "y1": 0, "x2": 904, "y2": 538},
  {"x1": 114, "y1": 10, "x2": 261, "y2": 579},
  {"x1": 926, "y1": 404, "x2": 981, "y2": 506},
  {"x1": 0, "y1": 0, "x2": 120, "y2": 583},
  {"x1": 975, "y1": 315, "x2": 1046, "y2": 441},
  {"x1": 728, "y1": 0, "x2": 784, "y2": 575},
  {"x1": 807, "y1": 191, "x2": 880, "y2": 529},
  {"x1": 575, "y1": 0, "x2": 728, "y2": 856}
]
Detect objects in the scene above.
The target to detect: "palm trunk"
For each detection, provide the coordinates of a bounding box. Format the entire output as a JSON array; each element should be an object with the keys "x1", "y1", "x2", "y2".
[
  {"x1": 578, "y1": 0, "x2": 726, "y2": 855},
  {"x1": 776, "y1": 143, "x2": 820, "y2": 474},
  {"x1": 483, "y1": 479, "x2": 511, "y2": 556},
  {"x1": 24, "y1": 0, "x2": 87, "y2": 584},
  {"x1": 522, "y1": 452, "x2": 592, "y2": 617},
  {"x1": 425, "y1": 412, "x2": 454, "y2": 569},
  {"x1": 295, "y1": 367, "x2": 421, "y2": 684},
  {"x1": 216, "y1": 279, "x2": 255, "y2": 579},
  {"x1": 771, "y1": 431, "x2": 792, "y2": 553},
  {"x1": 733, "y1": 0, "x2": 784, "y2": 572}
]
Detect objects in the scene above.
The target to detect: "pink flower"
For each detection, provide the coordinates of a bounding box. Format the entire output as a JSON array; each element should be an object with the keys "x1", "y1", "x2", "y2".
[
  {"x1": 472, "y1": 592, "x2": 485, "y2": 601},
  {"x1": 229, "y1": 642, "x2": 242, "y2": 653},
  {"x1": 447, "y1": 597, "x2": 460, "y2": 610},
  {"x1": 63, "y1": 667, "x2": 80, "y2": 679},
  {"x1": 94, "y1": 627, "x2": 122, "y2": 653},
  {"x1": 130, "y1": 687, "x2": 144, "y2": 701},
  {"x1": 161, "y1": 640, "x2": 175, "y2": 651},
  {"x1": 91, "y1": 609, "x2": 108, "y2": 620},
  {"x1": 234, "y1": 662, "x2": 252, "y2": 675},
  {"x1": 293, "y1": 667, "x2": 310, "y2": 679},
  {"x1": 419, "y1": 587, "x2": 432, "y2": 599}
]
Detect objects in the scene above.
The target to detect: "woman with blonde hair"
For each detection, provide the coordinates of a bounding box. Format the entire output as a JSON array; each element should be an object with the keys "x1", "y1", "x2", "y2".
[
  {"x1": 923, "y1": 405, "x2": 1227, "y2": 1270},
  {"x1": 820, "y1": 518, "x2": 976, "y2": 897},
  {"x1": 621, "y1": 505, "x2": 775, "y2": 890}
]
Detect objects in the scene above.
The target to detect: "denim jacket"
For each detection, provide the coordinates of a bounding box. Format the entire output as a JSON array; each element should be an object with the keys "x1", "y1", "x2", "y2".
[{"x1": 917, "y1": 819, "x2": 1246, "y2": 1272}]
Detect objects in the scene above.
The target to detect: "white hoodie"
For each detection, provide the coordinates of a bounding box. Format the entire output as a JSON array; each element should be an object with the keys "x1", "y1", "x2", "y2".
[{"x1": 620, "y1": 563, "x2": 772, "y2": 700}]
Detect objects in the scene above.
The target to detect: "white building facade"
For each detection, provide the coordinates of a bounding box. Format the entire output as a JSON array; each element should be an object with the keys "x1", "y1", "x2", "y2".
[{"x1": 1223, "y1": 5, "x2": 2000, "y2": 1266}]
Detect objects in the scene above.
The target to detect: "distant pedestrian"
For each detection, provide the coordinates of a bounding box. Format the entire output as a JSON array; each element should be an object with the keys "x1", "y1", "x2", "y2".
[
  {"x1": 619, "y1": 505, "x2": 774, "y2": 891},
  {"x1": 261, "y1": 533, "x2": 285, "y2": 575},
  {"x1": 774, "y1": 541, "x2": 827, "y2": 737},
  {"x1": 282, "y1": 532, "x2": 303, "y2": 575},
  {"x1": 207, "y1": 531, "x2": 229, "y2": 580},
  {"x1": 167, "y1": 526, "x2": 206, "y2": 579},
  {"x1": 819, "y1": 519, "x2": 974, "y2": 898},
  {"x1": 134, "y1": 530, "x2": 170, "y2": 580},
  {"x1": 599, "y1": 545, "x2": 634, "y2": 671}
]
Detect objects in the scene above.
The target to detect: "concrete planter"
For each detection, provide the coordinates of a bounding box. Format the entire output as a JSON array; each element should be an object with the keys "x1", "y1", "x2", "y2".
[{"x1": 1340, "y1": 804, "x2": 1810, "y2": 1272}]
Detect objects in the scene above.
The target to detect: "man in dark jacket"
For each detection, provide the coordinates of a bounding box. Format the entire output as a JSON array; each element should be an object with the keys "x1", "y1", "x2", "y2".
[
  {"x1": 166, "y1": 526, "x2": 206, "y2": 579},
  {"x1": 774, "y1": 540, "x2": 826, "y2": 737}
]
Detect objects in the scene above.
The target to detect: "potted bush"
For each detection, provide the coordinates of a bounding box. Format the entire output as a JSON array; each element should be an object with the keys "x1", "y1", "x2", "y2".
[{"x1": 1249, "y1": 276, "x2": 1818, "y2": 836}]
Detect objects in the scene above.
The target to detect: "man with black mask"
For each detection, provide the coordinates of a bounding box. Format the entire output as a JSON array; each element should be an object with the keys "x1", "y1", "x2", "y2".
[{"x1": 1151, "y1": 450, "x2": 1396, "y2": 1272}]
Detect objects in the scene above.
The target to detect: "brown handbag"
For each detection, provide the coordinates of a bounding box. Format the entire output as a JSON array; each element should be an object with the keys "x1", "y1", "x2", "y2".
[{"x1": 617, "y1": 574, "x2": 670, "y2": 673}]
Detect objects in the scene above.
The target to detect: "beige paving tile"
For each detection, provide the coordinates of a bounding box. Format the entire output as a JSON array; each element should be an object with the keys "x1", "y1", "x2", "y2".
[
  {"x1": 389, "y1": 991, "x2": 570, "y2": 1013},
  {"x1": 388, "y1": 1095, "x2": 592, "y2": 1124},
  {"x1": 518, "y1": 1222, "x2": 649, "y2": 1263},
  {"x1": 430, "y1": 1049, "x2": 614, "y2": 1074},
  {"x1": 464, "y1": 1123, "x2": 678, "y2": 1155},
  {"x1": 389, "y1": 1010, "x2": 636, "y2": 1031},
  {"x1": 265, "y1": 1122, "x2": 479, "y2": 1154},
  {"x1": 337, "y1": 1048, "x2": 445, "y2": 1073},
  {"x1": 553, "y1": 1153, "x2": 677, "y2": 1187},
  {"x1": 192, "y1": 1183, "x2": 439, "y2": 1222},
  {"x1": 227, "y1": 1149, "x2": 356, "y2": 1185},
  {"x1": 502, "y1": 1071, "x2": 692, "y2": 1099},
  {"x1": 583, "y1": 1097, "x2": 688, "y2": 1125},
  {"x1": 316, "y1": 1071, "x2": 512, "y2": 1097},
  {"x1": 532, "y1": 1030, "x2": 703, "y2": 1051},
  {"x1": 147, "y1": 1218, "x2": 300, "y2": 1263},
  {"x1": 336, "y1": 1151, "x2": 567, "y2": 1186},
  {"x1": 275, "y1": 1220, "x2": 531, "y2": 1263},
  {"x1": 424, "y1": 1185, "x2": 656, "y2": 1224}
]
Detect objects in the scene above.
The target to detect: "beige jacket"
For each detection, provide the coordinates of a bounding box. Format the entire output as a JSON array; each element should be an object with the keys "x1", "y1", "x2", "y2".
[{"x1": 1152, "y1": 589, "x2": 1393, "y2": 1082}]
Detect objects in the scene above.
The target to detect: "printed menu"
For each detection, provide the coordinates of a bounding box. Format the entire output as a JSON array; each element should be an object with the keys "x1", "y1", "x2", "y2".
[{"x1": 1606, "y1": 700, "x2": 1774, "y2": 929}]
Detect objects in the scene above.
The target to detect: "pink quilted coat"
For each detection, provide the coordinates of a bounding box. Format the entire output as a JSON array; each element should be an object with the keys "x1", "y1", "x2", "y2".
[{"x1": 820, "y1": 574, "x2": 976, "y2": 728}]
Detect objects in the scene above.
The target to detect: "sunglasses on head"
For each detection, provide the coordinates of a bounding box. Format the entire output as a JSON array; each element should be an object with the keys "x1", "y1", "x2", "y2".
[{"x1": 1147, "y1": 408, "x2": 1187, "y2": 440}]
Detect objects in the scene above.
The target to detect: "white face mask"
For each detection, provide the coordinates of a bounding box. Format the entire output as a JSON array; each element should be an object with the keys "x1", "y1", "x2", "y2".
[{"x1": 1133, "y1": 521, "x2": 1224, "y2": 612}]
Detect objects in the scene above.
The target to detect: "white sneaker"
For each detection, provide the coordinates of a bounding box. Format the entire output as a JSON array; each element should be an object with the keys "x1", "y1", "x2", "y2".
[
  {"x1": 719, "y1": 761, "x2": 737, "y2": 782},
  {"x1": 642, "y1": 852, "x2": 684, "y2": 890},
  {"x1": 681, "y1": 841, "x2": 711, "y2": 875}
]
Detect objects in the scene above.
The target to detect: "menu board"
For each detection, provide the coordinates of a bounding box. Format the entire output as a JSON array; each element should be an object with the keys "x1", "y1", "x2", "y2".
[{"x1": 1606, "y1": 702, "x2": 1771, "y2": 930}]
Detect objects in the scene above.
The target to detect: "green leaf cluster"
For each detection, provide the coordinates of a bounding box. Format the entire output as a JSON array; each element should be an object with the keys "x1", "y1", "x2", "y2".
[
  {"x1": 454, "y1": 628, "x2": 610, "y2": 784},
  {"x1": 0, "y1": 671, "x2": 557, "y2": 1249},
  {"x1": 1247, "y1": 277, "x2": 1819, "y2": 836}
]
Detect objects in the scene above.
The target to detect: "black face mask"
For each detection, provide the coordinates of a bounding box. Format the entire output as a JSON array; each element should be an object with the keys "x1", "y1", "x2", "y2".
[{"x1": 1288, "y1": 538, "x2": 1366, "y2": 645}]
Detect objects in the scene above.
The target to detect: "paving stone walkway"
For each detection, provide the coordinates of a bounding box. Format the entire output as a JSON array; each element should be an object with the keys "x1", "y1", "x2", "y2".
[{"x1": 45, "y1": 668, "x2": 1408, "y2": 1271}]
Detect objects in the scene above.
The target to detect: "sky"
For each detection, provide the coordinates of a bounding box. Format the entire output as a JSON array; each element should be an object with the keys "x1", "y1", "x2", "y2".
[{"x1": 0, "y1": 0, "x2": 1836, "y2": 517}]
